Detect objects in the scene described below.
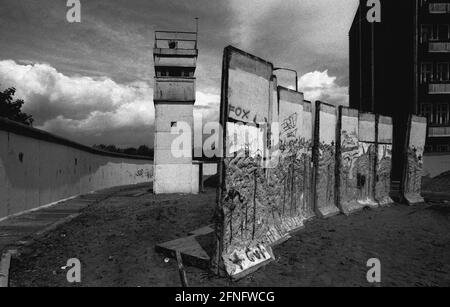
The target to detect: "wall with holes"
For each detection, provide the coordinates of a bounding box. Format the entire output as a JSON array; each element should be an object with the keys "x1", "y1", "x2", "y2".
[{"x1": 0, "y1": 118, "x2": 153, "y2": 220}]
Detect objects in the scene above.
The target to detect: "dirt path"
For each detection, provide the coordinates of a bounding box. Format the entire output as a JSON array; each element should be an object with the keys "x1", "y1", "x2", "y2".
[{"x1": 9, "y1": 187, "x2": 450, "y2": 287}]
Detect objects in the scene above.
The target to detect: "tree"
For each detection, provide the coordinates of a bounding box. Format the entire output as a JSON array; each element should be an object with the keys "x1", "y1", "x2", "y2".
[
  {"x1": 0, "y1": 86, "x2": 34, "y2": 126},
  {"x1": 92, "y1": 144, "x2": 154, "y2": 159}
]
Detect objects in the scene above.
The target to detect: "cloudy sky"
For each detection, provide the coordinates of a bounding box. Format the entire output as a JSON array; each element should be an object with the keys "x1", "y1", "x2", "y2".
[{"x1": 0, "y1": 0, "x2": 358, "y2": 148}]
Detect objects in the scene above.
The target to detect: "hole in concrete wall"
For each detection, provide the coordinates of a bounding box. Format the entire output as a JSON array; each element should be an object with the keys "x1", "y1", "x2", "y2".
[
  {"x1": 171, "y1": 121, "x2": 177, "y2": 127},
  {"x1": 18, "y1": 152, "x2": 24, "y2": 163},
  {"x1": 75, "y1": 158, "x2": 78, "y2": 166}
]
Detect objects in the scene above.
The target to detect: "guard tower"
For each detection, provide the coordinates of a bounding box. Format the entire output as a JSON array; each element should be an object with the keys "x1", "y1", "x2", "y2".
[{"x1": 153, "y1": 29, "x2": 199, "y2": 194}]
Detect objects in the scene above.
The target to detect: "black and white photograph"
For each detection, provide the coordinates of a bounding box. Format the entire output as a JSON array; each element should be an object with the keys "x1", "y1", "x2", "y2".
[{"x1": 0, "y1": 0, "x2": 449, "y2": 294}]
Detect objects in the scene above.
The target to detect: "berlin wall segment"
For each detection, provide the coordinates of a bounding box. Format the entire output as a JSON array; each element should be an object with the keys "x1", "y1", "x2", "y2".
[
  {"x1": 336, "y1": 106, "x2": 364, "y2": 215},
  {"x1": 215, "y1": 46, "x2": 275, "y2": 280},
  {"x1": 216, "y1": 46, "x2": 316, "y2": 280},
  {"x1": 212, "y1": 45, "x2": 426, "y2": 280},
  {"x1": 313, "y1": 101, "x2": 340, "y2": 218},
  {"x1": 356, "y1": 112, "x2": 378, "y2": 209},
  {"x1": 375, "y1": 115, "x2": 394, "y2": 206},
  {"x1": 402, "y1": 115, "x2": 427, "y2": 205}
]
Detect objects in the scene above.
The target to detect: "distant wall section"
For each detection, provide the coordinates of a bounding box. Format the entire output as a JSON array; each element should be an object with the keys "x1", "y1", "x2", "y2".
[{"x1": 0, "y1": 118, "x2": 153, "y2": 220}]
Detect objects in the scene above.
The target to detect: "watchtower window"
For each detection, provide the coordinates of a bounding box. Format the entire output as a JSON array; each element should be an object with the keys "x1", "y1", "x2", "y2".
[
  {"x1": 168, "y1": 40, "x2": 178, "y2": 49},
  {"x1": 156, "y1": 68, "x2": 194, "y2": 78}
]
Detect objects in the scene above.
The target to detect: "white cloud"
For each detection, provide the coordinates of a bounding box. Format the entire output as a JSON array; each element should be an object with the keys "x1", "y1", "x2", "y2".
[
  {"x1": 0, "y1": 60, "x2": 155, "y2": 147},
  {"x1": 298, "y1": 70, "x2": 349, "y2": 106}
]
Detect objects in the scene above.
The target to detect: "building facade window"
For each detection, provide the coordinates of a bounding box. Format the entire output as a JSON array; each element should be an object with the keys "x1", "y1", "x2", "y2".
[
  {"x1": 420, "y1": 103, "x2": 434, "y2": 124},
  {"x1": 436, "y1": 62, "x2": 450, "y2": 81},
  {"x1": 437, "y1": 24, "x2": 450, "y2": 40},
  {"x1": 423, "y1": 24, "x2": 450, "y2": 42},
  {"x1": 421, "y1": 24, "x2": 432, "y2": 43},
  {"x1": 421, "y1": 62, "x2": 434, "y2": 83},
  {"x1": 436, "y1": 103, "x2": 449, "y2": 125},
  {"x1": 436, "y1": 144, "x2": 450, "y2": 153},
  {"x1": 430, "y1": 25, "x2": 440, "y2": 41}
]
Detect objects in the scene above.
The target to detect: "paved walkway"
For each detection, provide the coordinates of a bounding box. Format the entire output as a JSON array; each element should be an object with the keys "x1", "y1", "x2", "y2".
[{"x1": 0, "y1": 183, "x2": 151, "y2": 255}]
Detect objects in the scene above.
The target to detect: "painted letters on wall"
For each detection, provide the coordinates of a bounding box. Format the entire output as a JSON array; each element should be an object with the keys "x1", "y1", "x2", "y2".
[
  {"x1": 274, "y1": 87, "x2": 306, "y2": 230},
  {"x1": 217, "y1": 46, "x2": 274, "y2": 279}
]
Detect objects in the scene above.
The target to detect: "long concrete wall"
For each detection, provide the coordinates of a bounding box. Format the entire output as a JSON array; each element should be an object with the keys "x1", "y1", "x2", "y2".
[{"x1": 0, "y1": 118, "x2": 153, "y2": 220}]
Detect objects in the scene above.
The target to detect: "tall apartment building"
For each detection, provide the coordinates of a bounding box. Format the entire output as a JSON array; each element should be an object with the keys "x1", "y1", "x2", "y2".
[{"x1": 349, "y1": 0, "x2": 450, "y2": 180}]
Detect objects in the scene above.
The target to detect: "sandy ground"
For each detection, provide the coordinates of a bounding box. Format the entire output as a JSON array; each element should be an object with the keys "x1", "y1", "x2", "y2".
[{"x1": 9, "y1": 186, "x2": 450, "y2": 287}]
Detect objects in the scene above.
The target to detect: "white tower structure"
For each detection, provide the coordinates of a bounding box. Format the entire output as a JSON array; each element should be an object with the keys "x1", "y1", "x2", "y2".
[{"x1": 153, "y1": 29, "x2": 199, "y2": 194}]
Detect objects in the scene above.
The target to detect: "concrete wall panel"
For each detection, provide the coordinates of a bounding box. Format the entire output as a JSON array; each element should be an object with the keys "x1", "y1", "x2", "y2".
[
  {"x1": 375, "y1": 116, "x2": 394, "y2": 206},
  {"x1": 0, "y1": 132, "x2": 8, "y2": 218},
  {"x1": 356, "y1": 113, "x2": 378, "y2": 208},
  {"x1": 301, "y1": 101, "x2": 314, "y2": 219},
  {"x1": 218, "y1": 46, "x2": 275, "y2": 279},
  {"x1": 274, "y1": 87, "x2": 311, "y2": 225},
  {"x1": 6, "y1": 133, "x2": 40, "y2": 214},
  {"x1": 266, "y1": 76, "x2": 280, "y2": 169},
  {"x1": 403, "y1": 115, "x2": 427, "y2": 204},
  {"x1": 313, "y1": 102, "x2": 340, "y2": 218},
  {"x1": 227, "y1": 69, "x2": 270, "y2": 124},
  {"x1": 336, "y1": 107, "x2": 363, "y2": 215}
]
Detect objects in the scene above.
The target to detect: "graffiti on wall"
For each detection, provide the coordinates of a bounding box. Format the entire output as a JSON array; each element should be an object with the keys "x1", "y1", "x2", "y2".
[
  {"x1": 338, "y1": 128, "x2": 361, "y2": 214},
  {"x1": 375, "y1": 116, "x2": 393, "y2": 206},
  {"x1": 300, "y1": 102, "x2": 314, "y2": 220},
  {"x1": 337, "y1": 107, "x2": 361, "y2": 214},
  {"x1": 217, "y1": 46, "x2": 275, "y2": 279},
  {"x1": 355, "y1": 114, "x2": 378, "y2": 208},
  {"x1": 316, "y1": 142, "x2": 336, "y2": 216},
  {"x1": 217, "y1": 48, "x2": 317, "y2": 279},
  {"x1": 275, "y1": 87, "x2": 308, "y2": 232},
  {"x1": 356, "y1": 142, "x2": 377, "y2": 207},
  {"x1": 375, "y1": 144, "x2": 392, "y2": 205},
  {"x1": 314, "y1": 102, "x2": 340, "y2": 218},
  {"x1": 403, "y1": 116, "x2": 427, "y2": 205}
]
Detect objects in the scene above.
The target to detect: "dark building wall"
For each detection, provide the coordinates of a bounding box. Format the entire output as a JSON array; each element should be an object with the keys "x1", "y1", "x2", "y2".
[{"x1": 349, "y1": 0, "x2": 418, "y2": 181}]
